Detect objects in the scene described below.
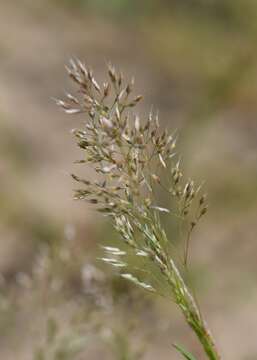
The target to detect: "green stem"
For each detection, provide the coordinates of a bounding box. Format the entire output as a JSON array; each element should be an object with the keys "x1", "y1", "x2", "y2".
[{"x1": 168, "y1": 259, "x2": 220, "y2": 360}]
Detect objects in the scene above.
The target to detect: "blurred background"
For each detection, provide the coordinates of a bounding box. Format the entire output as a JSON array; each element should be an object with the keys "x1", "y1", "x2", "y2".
[{"x1": 0, "y1": 0, "x2": 257, "y2": 359}]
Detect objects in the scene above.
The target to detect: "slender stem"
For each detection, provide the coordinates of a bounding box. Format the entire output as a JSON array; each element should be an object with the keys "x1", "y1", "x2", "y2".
[
  {"x1": 140, "y1": 219, "x2": 220, "y2": 359},
  {"x1": 168, "y1": 259, "x2": 220, "y2": 360}
]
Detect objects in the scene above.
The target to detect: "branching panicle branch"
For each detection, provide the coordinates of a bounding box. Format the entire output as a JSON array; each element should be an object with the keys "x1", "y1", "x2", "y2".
[{"x1": 58, "y1": 59, "x2": 220, "y2": 360}]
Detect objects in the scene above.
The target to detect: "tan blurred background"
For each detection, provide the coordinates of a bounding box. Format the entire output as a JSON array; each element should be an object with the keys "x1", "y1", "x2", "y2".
[{"x1": 0, "y1": 1, "x2": 257, "y2": 359}]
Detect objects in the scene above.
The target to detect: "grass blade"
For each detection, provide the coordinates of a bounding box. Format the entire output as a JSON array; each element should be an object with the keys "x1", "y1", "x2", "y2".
[{"x1": 173, "y1": 343, "x2": 198, "y2": 360}]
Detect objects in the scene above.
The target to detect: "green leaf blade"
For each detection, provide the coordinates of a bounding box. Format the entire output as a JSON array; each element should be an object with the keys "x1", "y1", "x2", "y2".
[{"x1": 173, "y1": 343, "x2": 198, "y2": 360}]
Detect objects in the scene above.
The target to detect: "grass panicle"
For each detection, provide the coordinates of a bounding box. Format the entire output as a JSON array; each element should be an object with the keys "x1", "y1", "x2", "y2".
[{"x1": 57, "y1": 59, "x2": 221, "y2": 360}]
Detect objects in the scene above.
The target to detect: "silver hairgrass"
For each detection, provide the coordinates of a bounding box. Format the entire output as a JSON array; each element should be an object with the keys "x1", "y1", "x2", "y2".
[{"x1": 56, "y1": 59, "x2": 221, "y2": 360}]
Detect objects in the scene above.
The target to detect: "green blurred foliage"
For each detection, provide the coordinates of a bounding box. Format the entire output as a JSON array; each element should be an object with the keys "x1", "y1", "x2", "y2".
[
  {"x1": 58, "y1": 0, "x2": 257, "y2": 26},
  {"x1": 141, "y1": 1, "x2": 257, "y2": 118},
  {"x1": 57, "y1": 0, "x2": 156, "y2": 17},
  {"x1": 57, "y1": 0, "x2": 257, "y2": 119}
]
